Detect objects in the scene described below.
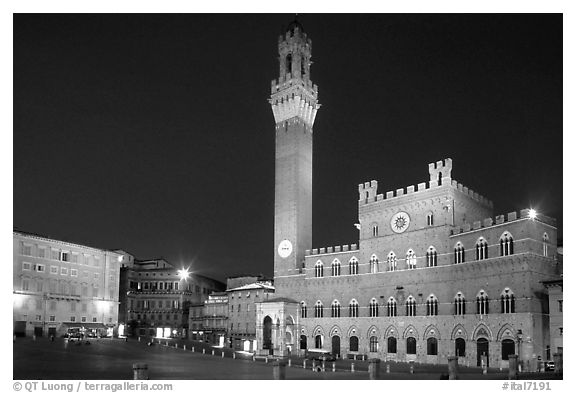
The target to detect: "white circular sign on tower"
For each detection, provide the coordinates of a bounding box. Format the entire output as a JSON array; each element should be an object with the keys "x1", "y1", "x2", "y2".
[
  {"x1": 390, "y1": 212, "x2": 410, "y2": 233},
  {"x1": 278, "y1": 239, "x2": 293, "y2": 258}
]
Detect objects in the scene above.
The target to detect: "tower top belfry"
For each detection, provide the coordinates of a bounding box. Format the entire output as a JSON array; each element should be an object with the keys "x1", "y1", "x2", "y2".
[{"x1": 269, "y1": 21, "x2": 320, "y2": 130}]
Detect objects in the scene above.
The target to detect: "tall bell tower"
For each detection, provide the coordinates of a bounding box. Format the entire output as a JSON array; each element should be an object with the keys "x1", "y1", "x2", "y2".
[{"x1": 270, "y1": 20, "x2": 320, "y2": 279}]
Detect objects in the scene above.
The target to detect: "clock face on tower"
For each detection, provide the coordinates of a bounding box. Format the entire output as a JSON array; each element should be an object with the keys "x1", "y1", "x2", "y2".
[
  {"x1": 278, "y1": 239, "x2": 293, "y2": 258},
  {"x1": 390, "y1": 212, "x2": 410, "y2": 233}
]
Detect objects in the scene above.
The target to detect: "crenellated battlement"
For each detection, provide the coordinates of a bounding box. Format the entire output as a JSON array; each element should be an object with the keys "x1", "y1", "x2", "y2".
[
  {"x1": 451, "y1": 208, "x2": 556, "y2": 235},
  {"x1": 278, "y1": 26, "x2": 312, "y2": 47},
  {"x1": 305, "y1": 244, "x2": 359, "y2": 257},
  {"x1": 358, "y1": 158, "x2": 493, "y2": 208},
  {"x1": 271, "y1": 76, "x2": 318, "y2": 95}
]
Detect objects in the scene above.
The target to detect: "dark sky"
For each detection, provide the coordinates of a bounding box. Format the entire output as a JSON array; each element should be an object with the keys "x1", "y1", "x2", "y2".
[{"x1": 14, "y1": 14, "x2": 563, "y2": 282}]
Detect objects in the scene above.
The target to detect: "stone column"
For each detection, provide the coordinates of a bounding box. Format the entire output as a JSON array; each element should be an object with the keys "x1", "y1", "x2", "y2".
[
  {"x1": 273, "y1": 360, "x2": 287, "y2": 380},
  {"x1": 368, "y1": 358, "x2": 381, "y2": 380},
  {"x1": 133, "y1": 363, "x2": 149, "y2": 380},
  {"x1": 448, "y1": 356, "x2": 458, "y2": 380},
  {"x1": 508, "y1": 354, "x2": 518, "y2": 380}
]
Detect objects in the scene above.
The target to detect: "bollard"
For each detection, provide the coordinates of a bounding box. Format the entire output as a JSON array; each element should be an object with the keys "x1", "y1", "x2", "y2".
[
  {"x1": 183, "y1": 345, "x2": 186, "y2": 350},
  {"x1": 273, "y1": 360, "x2": 287, "y2": 380},
  {"x1": 138, "y1": 336, "x2": 141, "y2": 342},
  {"x1": 221, "y1": 351, "x2": 224, "y2": 358},
  {"x1": 481, "y1": 355, "x2": 488, "y2": 375},
  {"x1": 265, "y1": 357, "x2": 268, "y2": 363},
  {"x1": 368, "y1": 358, "x2": 381, "y2": 380},
  {"x1": 233, "y1": 352, "x2": 236, "y2": 359},
  {"x1": 448, "y1": 356, "x2": 459, "y2": 380},
  {"x1": 508, "y1": 354, "x2": 518, "y2": 380},
  {"x1": 192, "y1": 346, "x2": 195, "y2": 352},
  {"x1": 409, "y1": 361, "x2": 414, "y2": 374},
  {"x1": 312, "y1": 360, "x2": 316, "y2": 370},
  {"x1": 33, "y1": 335, "x2": 36, "y2": 341},
  {"x1": 322, "y1": 360, "x2": 326, "y2": 372},
  {"x1": 212, "y1": 349, "x2": 215, "y2": 356},
  {"x1": 386, "y1": 363, "x2": 390, "y2": 373},
  {"x1": 175, "y1": 343, "x2": 178, "y2": 349},
  {"x1": 303, "y1": 359, "x2": 307, "y2": 369},
  {"x1": 288, "y1": 358, "x2": 292, "y2": 367},
  {"x1": 332, "y1": 363, "x2": 336, "y2": 372},
  {"x1": 253, "y1": 354, "x2": 256, "y2": 362},
  {"x1": 132, "y1": 363, "x2": 149, "y2": 380},
  {"x1": 202, "y1": 348, "x2": 205, "y2": 354},
  {"x1": 165, "y1": 341, "x2": 168, "y2": 346},
  {"x1": 351, "y1": 362, "x2": 355, "y2": 373},
  {"x1": 553, "y1": 353, "x2": 563, "y2": 375}
]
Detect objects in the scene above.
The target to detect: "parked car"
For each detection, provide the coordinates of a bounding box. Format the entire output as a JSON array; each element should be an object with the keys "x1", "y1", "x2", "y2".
[{"x1": 545, "y1": 361, "x2": 555, "y2": 371}]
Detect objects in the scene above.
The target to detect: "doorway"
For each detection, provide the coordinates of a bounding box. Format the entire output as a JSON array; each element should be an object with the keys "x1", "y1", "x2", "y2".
[
  {"x1": 332, "y1": 335, "x2": 340, "y2": 357},
  {"x1": 477, "y1": 338, "x2": 489, "y2": 367}
]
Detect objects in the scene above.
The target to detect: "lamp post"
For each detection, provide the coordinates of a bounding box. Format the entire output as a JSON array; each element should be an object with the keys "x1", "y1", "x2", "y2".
[{"x1": 517, "y1": 329, "x2": 523, "y2": 372}]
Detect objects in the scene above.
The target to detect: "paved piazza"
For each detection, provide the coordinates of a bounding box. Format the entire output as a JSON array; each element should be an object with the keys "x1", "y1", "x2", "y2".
[{"x1": 13, "y1": 337, "x2": 551, "y2": 380}]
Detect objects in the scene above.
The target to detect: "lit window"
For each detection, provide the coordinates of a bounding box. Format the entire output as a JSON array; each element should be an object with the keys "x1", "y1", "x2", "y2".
[
  {"x1": 387, "y1": 252, "x2": 397, "y2": 272},
  {"x1": 454, "y1": 243, "x2": 465, "y2": 264},
  {"x1": 370, "y1": 255, "x2": 379, "y2": 273},
  {"x1": 426, "y1": 246, "x2": 437, "y2": 267},
  {"x1": 314, "y1": 301, "x2": 323, "y2": 318},
  {"x1": 426, "y1": 295, "x2": 438, "y2": 316},
  {"x1": 331, "y1": 300, "x2": 341, "y2": 318},
  {"x1": 369, "y1": 298, "x2": 379, "y2": 317},
  {"x1": 406, "y1": 296, "x2": 416, "y2": 317},
  {"x1": 349, "y1": 257, "x2": 359, "y2": 275},
  {"x1": 331, "y1": 259, "x2": 341, "y2": 277},
  {"x1": 349, "y1": 299, "x2": 359, "y2": 318},
  {"x1": 387, "y1": 297, "x2": 397, "y2": 317},
  {"x1": 406, "y1": 249, "x2": 417, "y2": 269}
]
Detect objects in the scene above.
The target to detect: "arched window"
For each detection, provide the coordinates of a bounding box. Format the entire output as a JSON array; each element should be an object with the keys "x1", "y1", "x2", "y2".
[
  {"x1": 502, "y1": 339, "x2": 515, "y2": 360},
  {"x1": 314, "y1": 301, "x2": 323, "y2": 318},
  {"x1": 349, "y1": 336, "x2": 359, "y2": 352},
  {"x1": 286, "y1": 54, "x2": 293, "y2": 75},
  {"x1": 426, "y1": 295, "x2": 438, "y2": 316},
  {"x1": 500, "y1": 232, "x2": 514, "y2": 256},
  {"x1": 476, "y1": 238, "x2": 488, "y2": 260},
  {"x1": 387, "y1": 252, "x2": 397, "y2": 272},
  {"x1": 426, "y1": 246, "x2": 438, "y2": 267},
  {"x1": 300, "y1": 301, "x2": 307, "y2": 318},
  {"x1": 476, "y1": 290, "x2": 489, "y2": 315},
  {"x1": 406, "y1": 249, "x2": 417, "y2": 269},
  {"x1": 406, "y1": 296, "x2": 416, "y2": 317},
  {"x1": 349, "y1": 257, "x2": 359, "y2": 275},
  {"x1": 454, "y1": 242, "x2": 465, "y2": 264},
  {"x1": 406, "y1": 337, "x2": 417, "y2": 354},
  {"x1": 331, "y1": 300, "x2": 341, "y2": 318},
  {"x1": 331, "y1": 259, "x2": 341, "y2": 277},
  {"x1": 369, "y1": 298, "x2": 379, "y2": 317},
  {"x1": 500, "y1": 288, "x2": 515, "y2": 314},
  {"x1": 348, "y1": 299, "x2": 359, "y2": 318},
  {"x1": 455, "y1": 337, "x2": 466, "y2": 357},
  {"x1": 543, "y1": 233, "x2": 549, "y2": 257},
  {"x1": 369, "y1": 254, "x2": 379, "y2": 273},
  {"x1": 387, "y1": 337, "x2": 397, "y2": 353},
  {"x1": 454, "y1": 292, "x2": 466, "y2": 315},
  {"x1": 369, "y1": 336, "x2": 378, "y2": 352},
  {"x1": 315, "y1": 334, "x2": 322, "y2": 349},
  {"x1": 426, "y1": 212, "x2": 434, "y2": 226},
  {"x1": 314, "y1": 261, "x2": 324, "y2": 278},
  {"x1": 427, "y1": 337, "x2": 438, "y2": 355},
  {"x1": 387, "y1": 297, "x2": 397, "y2": 317}
]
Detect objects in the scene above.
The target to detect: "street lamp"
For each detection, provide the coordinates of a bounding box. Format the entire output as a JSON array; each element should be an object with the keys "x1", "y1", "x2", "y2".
[
  {"x1": 528, "y1": 209, "x2": 537, "y2": 220},
  {"x1": 177, "y1": 267, "x2": 191, "y2": 281},
  {"x1": 517, "y1": 329, "x2": 523, "y2": 371}
]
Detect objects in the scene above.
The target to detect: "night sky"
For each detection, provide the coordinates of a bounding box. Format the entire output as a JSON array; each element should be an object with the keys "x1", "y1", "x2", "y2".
[{"x1": 13, "y1": 14, "x2": 563, "y2": 282}]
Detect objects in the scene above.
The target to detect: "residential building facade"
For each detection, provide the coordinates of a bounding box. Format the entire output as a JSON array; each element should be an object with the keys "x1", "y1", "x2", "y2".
[{"x1": 13, "y1": 230, "x2": 122, "y2": 338}]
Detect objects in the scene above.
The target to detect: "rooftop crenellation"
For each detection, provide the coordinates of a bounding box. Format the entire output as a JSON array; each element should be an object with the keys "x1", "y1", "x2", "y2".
[{"x1": 450, "y1": 208, "x2": 556, "y2": 236}]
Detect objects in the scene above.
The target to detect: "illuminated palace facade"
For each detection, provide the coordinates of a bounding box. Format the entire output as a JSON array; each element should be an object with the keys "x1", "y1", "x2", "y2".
[{"x1": 255, "y1": 22, "x2": 561, "y2": 370}]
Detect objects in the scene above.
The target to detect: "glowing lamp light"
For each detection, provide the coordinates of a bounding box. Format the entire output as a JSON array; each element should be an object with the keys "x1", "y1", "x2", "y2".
[
  {"x1": 177, "y1": 267, "x2": 191, "y2": 281},
  {"x1": 528, "y1": 209, "x2": 537, "y2": 220}
]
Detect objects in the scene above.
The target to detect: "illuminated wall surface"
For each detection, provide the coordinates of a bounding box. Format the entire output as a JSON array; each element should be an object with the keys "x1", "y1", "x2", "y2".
[{"x1": 13, "y1": 231, "x2": 122, "y2": 337}]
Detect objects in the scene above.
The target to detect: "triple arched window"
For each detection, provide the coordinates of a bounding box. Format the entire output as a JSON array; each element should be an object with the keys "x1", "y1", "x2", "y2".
[
  {"x1": 369, "y1": 298, "x2": 379, "y2": 317},
  {"x1": 314, "y1": 261, "x2": 324, "y2": 278},
  {"x1": 387, "y1": 252, "x2": 397, "y2": 272},
  {"x1": 476, "y1": 238, "x2": 488, "y2": 260},
  {"x1": 426, "y1": 246, "x2": 437, "y2": 267},
  {"x1": 454, "y1": 292, "x2": 466, "y2": 315},
  {"x1": 349, "y1": 299, "x2": 359, "y2": 318},
  {"x1": 331, "y1": 259, "x2": 341, "y2": 277},
  {"x1": 406, "y1": 249, "x2": 417, "y2": 269},
  {"x1": 500, "y1": 288, "x2": 515, "y2": 314},
  {"x1": 426, "y1": 295, "x2": 438, "y2": 316},
  {"x1": 476, "y1": 290, "x2": 489, "y2": 315},
  {"x1": 331, "y1": 300, "x2": 341, "y2": 318},
  {"x1": 406, "y1": 296, "x2": 416, "y2": 316},
  {"x1": 314, "y1": 301, "x2": 323, "y2": 318},
  {"x1": 454, "y1": 242, "x2": 465, "y2": 264},
  {"x1": 349, "y1": 257, "x2": 359, "y2": 275},
  {"x1": 500, "y1": 232, "x2": 514, "y2": 256},
  {"x1": 369, "y1": 255, "x2": 379, "y2": 273},
  {"x1": 387, "y1": 297, "x2": 397, "y2": 317}
]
